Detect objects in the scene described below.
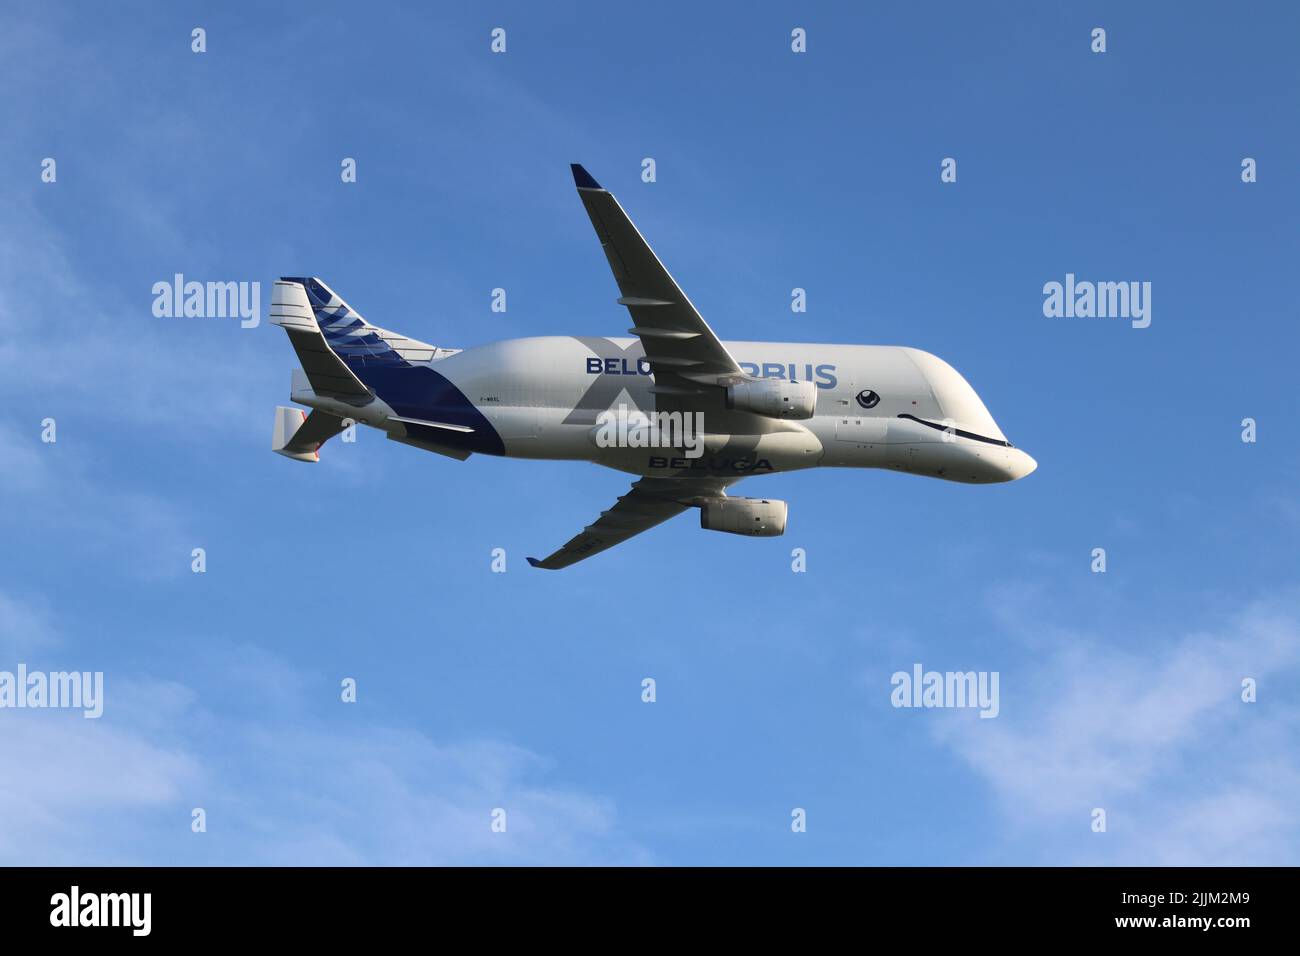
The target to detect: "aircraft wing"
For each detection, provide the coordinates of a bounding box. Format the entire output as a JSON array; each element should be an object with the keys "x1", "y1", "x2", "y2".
[
  {"x1": 570, "y1": 164, "x2": 743, "y2": 395},
  {"x1": 527, "y1": 476, "x2": 738, "y2": 570}
]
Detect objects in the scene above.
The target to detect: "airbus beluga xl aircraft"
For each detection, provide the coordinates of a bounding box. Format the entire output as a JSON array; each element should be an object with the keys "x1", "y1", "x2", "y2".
[{"x1": 270, "y1": 164, "x2": 1036, "y2": 569}]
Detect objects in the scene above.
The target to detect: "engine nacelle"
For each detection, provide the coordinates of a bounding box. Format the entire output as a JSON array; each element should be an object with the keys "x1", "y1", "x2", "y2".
[
  {"x1": 725, "y1": 378, "x2": 816, "y2": 420},
  {"x1": 699, "y1": 497, "x2": 787, "y2": 537}
]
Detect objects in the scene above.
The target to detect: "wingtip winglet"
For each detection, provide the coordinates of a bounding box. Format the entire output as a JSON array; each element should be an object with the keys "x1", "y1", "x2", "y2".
[
  {"x1": 570, "y1": 164, "x2": 603, "y2": 190},
  {"x1": 526, "y1": 556, "x2": 543, "y2": 568}
]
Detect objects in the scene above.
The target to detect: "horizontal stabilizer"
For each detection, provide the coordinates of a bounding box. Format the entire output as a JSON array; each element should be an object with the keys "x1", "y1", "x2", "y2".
[{"x1": 272, "y1": 406, "x2": 348, "y2": 462}]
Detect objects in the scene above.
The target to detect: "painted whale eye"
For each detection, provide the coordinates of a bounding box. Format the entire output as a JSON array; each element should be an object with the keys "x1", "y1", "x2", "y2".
[{"x1": 855, "y1": 389, "x2": 880, "y2": 409}]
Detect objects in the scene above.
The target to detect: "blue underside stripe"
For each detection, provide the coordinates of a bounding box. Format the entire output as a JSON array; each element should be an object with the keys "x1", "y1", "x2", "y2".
[{"x1": 347, "y1": 361, "x2": 505, "y2": 456}]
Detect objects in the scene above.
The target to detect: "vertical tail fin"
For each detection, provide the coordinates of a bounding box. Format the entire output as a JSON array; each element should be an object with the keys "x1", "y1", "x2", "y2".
[
  {"x1": 277, "y1": 276, "x2": 446, "y2": 364},
  {"x1": 269, "y1": 281, "x2": 371, "y2": 398}
]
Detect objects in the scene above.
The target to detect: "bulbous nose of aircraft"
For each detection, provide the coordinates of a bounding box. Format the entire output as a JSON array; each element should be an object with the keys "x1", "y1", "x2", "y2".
[
  {"x1": 1004, "y1": 447, "x2": 1037, "y2": 481},
  {"x1": 899, "y1": 347, "x2": 1036, "y2": 483},
  {"x1": 969, "y1": 445, "x2": 1037, "y2": 483}
]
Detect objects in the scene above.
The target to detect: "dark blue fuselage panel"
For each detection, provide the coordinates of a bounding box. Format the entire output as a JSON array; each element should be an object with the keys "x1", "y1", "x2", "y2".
[{"x1": 349, "y1": 362, "x2": 504, "y2": 456}]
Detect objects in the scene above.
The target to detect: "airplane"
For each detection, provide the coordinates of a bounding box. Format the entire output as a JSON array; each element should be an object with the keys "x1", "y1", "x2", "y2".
[{"x1": 269, "y1": 164, "x2": 1036, "y2": 569}]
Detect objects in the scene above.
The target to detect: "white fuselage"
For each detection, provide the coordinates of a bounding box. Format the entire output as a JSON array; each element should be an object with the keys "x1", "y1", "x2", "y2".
[{"x1": 390, "y1": 335, "x2": 1035, "y2": 484}]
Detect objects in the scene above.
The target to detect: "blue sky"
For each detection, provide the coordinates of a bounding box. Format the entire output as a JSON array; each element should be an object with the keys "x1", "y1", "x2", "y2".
[{"x1": 1, "y1": 1, "x2": 1297, "y2": 865}]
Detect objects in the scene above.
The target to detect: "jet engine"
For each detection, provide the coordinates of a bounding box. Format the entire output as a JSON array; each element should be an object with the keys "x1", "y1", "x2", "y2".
[
  {"x1": 725, "y1": 378, "x2": 816, "y2": 420},
  {"x1": 699, "y1": 497, "x2": 787, "y2": 537}
]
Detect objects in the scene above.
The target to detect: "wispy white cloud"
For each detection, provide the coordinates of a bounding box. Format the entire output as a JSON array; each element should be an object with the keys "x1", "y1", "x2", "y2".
[
  {"x1": 0, "y1": 632, "x2": 646, "y2": 865},
  {"x1": 928, "y1": 593, "x2": 1300, "y2": 864},
  {"x1": 0, "y1": 707, "x2": 203, "y2": 863},
  {"x1": 0, "y1": 590, "x2": 58, "y2": 658},
  {"x1": 215, "y1": 728, "x2": 644, "y2": 866},
  {"x1": 0, "y1": 419, "x2": 194, "y2": 579},
  {"x1": 0, "y1": 193, "x2": 278, "y2": 438}
]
